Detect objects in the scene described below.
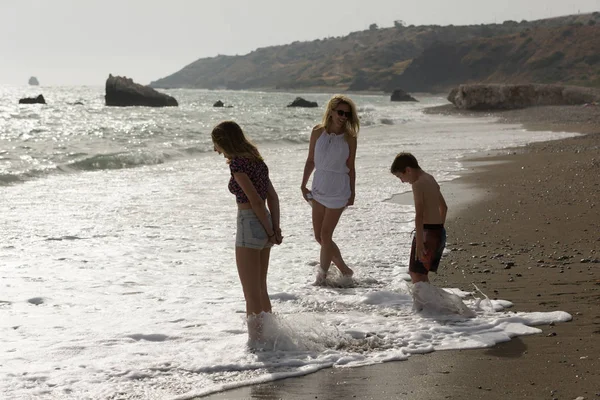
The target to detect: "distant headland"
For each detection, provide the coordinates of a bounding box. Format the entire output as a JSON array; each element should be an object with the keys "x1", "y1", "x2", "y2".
[{"x1": 149, "y1": 12, "x2": 600, "y2": 93}]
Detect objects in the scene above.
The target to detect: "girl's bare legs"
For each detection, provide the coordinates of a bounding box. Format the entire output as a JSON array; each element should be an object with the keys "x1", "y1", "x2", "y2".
[
  {"x1": 236, "y1": 246, "x2": 272, "y2": 341},
  {"x1": 312, "y1": 201, "x2": 353, "y2": 282},
  {"x1": 259, "y1": 247, "x2": 272, "y2": 313}
]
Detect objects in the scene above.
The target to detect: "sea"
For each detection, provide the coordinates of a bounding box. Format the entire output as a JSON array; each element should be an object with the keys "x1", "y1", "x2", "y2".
[{"x1": 0, "y1": 86, "x2": 576, "y2": 399}]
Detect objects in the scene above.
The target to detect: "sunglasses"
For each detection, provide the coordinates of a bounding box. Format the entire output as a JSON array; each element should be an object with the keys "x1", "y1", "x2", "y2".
[{"x1": 335, "y1": 109, "x2": 352, "y2": 118}]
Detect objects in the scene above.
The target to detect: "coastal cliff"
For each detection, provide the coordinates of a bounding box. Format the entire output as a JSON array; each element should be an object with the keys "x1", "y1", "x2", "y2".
[{"x1": 150, "y1": 13, "x2": 600, "y2": 92}]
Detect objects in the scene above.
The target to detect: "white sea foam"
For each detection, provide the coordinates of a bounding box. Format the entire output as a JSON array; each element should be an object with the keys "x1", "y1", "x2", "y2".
[{"x1": 0, "y1": 88, "x2": 577, "y2": 399}]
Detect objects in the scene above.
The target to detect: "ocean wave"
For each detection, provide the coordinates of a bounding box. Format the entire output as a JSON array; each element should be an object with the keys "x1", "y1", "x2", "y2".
[
  {"x1": 362, "y1": 117, "x2": 412, "y2": 128},
  {"x1": 9, "y1": 112, "x2": 41, "y2": 120},
  {"x1": 0, "y1": 148, "x2": 213, "y2": 186},
  {"x1": 62, "y1": 150, "x2": 185, "y2": 171},
  {"x1": 358, "y1": 105, "x2": 377, "y2": 112},
  {"x1": 0, "y1": 167, "x2": 51, "y2": 185},
  {"x1": 281, "y1": 137, "x2": 309, "y2": 144},
  {"x1": 0, "y1": 173, "x2": 23, "y2": 185},
  {"x1": 256, "y1": 136, "x2": 309, "y2": 145},
  {"x1": 181, "y1": 146, "x2": 212, "y2": 155}
]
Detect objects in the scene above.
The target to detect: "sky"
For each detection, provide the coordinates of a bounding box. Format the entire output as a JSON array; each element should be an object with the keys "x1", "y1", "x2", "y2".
[{"x1": 1, "y1": 0, "x2": 599, "y2": 86}]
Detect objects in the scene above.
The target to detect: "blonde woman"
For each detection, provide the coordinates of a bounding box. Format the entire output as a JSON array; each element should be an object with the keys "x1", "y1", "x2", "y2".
[
  {"x1": 212, "y1": 121, "x2": 282, "y2": 343},
  {"x1": 300, "y1": 95, "x2": 359, "y2": 285}
]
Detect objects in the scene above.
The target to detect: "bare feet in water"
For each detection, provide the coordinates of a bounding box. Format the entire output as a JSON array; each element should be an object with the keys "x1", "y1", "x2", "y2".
[
  {"x1": 313, "y1": 267, "x2": 355, "y2": 287},
  {"x1": 313, "y1": 270, "x2": 327, "y2": 286}
]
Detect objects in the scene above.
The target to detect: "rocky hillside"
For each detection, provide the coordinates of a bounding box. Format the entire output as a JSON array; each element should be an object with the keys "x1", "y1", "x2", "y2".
[
  {"x1": 392, "y1": 23, "x2": 600, "y2": 92},
  {"x1": 150, "y1": 13, "x2": 600, "y2": 92}
]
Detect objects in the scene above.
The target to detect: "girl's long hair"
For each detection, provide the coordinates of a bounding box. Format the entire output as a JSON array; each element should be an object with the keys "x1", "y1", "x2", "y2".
[
  {"x1": 321, "y1": 95, "x2": 360, "y2": 139},
  {"x1": 211, "y1": 121, "x2": 262, "y2": 161}
]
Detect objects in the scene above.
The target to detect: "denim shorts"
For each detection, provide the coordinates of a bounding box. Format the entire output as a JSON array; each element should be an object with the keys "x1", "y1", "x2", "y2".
[{"x1": 236, "y1": 209, "x2": 273, "y2": 250}]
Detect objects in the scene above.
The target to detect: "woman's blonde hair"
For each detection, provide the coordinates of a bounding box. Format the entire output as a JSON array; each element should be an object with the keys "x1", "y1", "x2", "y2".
[
  {"x1": 211, "y1": 121, "x2": 263, "y2": 161},
  {"x1": 322, "y1": 95, "x2": 360, "y2": 139}
]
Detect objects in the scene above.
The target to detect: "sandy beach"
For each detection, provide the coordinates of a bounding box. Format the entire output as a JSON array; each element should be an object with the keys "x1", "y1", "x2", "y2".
[{"x1": 202, "y1": 104, "x2": 600, "y2": 400}]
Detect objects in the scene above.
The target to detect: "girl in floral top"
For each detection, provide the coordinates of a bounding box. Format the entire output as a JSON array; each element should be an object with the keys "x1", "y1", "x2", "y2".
[{"x1": 211, "y1": 121, "x2": 282, "y2": 344}]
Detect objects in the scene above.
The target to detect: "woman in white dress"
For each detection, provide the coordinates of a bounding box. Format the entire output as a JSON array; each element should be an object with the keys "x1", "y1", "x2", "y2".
[{"x1": 300, "y1": 95, "x2": 359, "y2": 284}]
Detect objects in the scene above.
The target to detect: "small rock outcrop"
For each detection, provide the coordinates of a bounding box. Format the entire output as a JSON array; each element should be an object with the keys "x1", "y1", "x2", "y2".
[
  {"x1": 287, "y1": 97, "x2": 318, "y2": 108},
  {"x1": 19, "y1": 94, "x2": 46, "y2": 104},
  {"x1": 28, "y1": 76, "x2": 39, "y2": 86},
  {"x1": 448, "y1": 84, "x2": 600, "y2": 110},
  {"x1": 213, "y1": 100, "x2": 224, "y2": 107},
  {"x1": 390, "y1": 89, "x2": 418, "y2": 102},
  {"x1": 105, "y1": 74, "x2": 178, "y2": 107}
]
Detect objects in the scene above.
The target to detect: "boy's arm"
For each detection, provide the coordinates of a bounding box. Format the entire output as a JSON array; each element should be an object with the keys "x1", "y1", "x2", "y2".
[
  {"x1": 412, "y1": 182, "x2": 425, "y2": 260},
  {"x1": 438, "y1": 189, "x2": 448, "y2": 224}
]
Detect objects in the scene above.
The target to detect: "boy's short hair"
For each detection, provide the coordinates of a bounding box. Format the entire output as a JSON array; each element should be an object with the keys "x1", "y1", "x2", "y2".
[{"x1": 390, "y1": 152, "x2": 420, "y2": 174}]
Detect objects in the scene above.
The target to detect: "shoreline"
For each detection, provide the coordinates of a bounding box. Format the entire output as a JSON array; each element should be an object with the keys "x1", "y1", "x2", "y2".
[
  {"x1": 201, "y1": 104, "x2": 600, "y2": 400},
  {"x1": 388, "y1": 157, "x2": 509, "y2": 219},
  {"x1": 154, "y1": 85, "x2": 443, "y2": 99}
]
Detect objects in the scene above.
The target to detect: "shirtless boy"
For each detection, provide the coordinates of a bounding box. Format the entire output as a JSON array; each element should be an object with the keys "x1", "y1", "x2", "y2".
[{"x1": 390, "y1": 152, "x2": 448, "y2": 283}]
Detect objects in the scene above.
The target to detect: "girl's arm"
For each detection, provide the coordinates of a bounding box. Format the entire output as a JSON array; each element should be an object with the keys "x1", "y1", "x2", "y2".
[
  {"x1": 233, "y1": 172, "x2": 274, "y2": 237},
  {"x1": 301, "y1": 125, "x2": 323, "y2": 199},
  {"x1": 266, "y1": 181, "x2": 282, "y2": 244},
  {"x1": 346, "y1": 136, "x2": 357, "y2": 206}
]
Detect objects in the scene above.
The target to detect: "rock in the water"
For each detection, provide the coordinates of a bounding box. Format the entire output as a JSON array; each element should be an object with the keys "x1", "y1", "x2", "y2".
[
  {"x1": 390, "y1": 89, "x2": 418, "y2": 102},
  {"x1": 287, "y1": 97, "x2": 318, "y2": 108},
  {"x1": 105, "y1": 74, "x2": 178, "y2": 107},
  {"x1": 19, "y1": 94, "x2": 46, "y2": 104},
  {"x1": 213, "y1": 100, "x2": 224, "y2": 107},
  {"x1": 447, "y1": 87, "x2": 458, "y2": 103},
  {"x1": 27, "y1": 297, "x2": 44, "y2": 305},
  {"x1": 28, "y1": 76, "x2": 39, "y2": 86},
  {"x1": 448, "y1": 84, "x2": 600, "y2": 110}
]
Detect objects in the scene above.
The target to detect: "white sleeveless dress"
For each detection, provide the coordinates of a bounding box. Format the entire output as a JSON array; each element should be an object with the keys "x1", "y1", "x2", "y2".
[{"x1": 311, "y1": 131, "x2": 351, "y2": 209}]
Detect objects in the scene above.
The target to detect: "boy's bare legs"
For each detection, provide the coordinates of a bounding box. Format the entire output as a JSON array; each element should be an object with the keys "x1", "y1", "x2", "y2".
[
  {"x1": 410, "y1": 271, "x2": 430, "y2": 312},
  {"x1": 410, "y1": 271, "x2": 429, "y2": 284},
  {"x1": 312, "y1": 202, "x2": 354, "y2": 283}
]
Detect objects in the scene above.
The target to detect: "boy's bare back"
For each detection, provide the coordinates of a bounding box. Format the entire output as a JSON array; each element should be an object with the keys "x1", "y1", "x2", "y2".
[{"x1": 412, "y1": 172, "x2": 447, "y2": 225}]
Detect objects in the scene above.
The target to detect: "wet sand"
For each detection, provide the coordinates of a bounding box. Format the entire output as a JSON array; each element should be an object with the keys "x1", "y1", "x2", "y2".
[{"x1": 202, "y1": 105, "x2": 600, "y2": 400}]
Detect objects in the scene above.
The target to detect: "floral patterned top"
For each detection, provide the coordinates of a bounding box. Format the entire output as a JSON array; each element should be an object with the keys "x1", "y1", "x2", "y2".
[{"x1": 228, "y1": 157, "x2": 271, "y2": 203}]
